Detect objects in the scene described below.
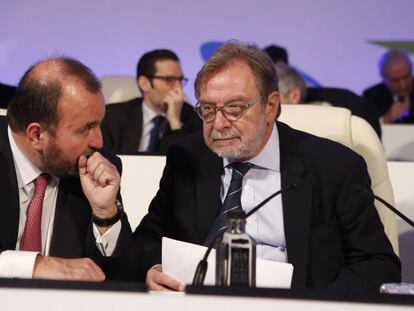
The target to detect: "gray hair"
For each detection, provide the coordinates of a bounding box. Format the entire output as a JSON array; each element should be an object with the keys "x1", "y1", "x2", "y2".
[
  {"x1": 194, "y1": 41, "x2": 279, "y2": 104},
  {"x1": 379, "y1": 49, "x2": 412, "y2": 77},
  {"x1": 276, "y1": 64, "x2": 307, "y2": 103}
]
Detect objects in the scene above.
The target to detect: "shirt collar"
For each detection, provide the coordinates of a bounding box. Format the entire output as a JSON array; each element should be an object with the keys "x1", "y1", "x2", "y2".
[
  {"x1": 223, "y1": 123, "x2": 280, "y2": 172},
  {"x1": 392, "y1": 94, "x2": 409, "y2": 103},
  {"x1": 8, "y1": 125, "x2": 43, "y2": 189},
  {"x1": 142, "y1": 100, "x2": 166, "y2": 125}
]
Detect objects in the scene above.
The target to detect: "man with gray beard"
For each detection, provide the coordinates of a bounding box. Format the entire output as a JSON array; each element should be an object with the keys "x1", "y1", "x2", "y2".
[{"x1": 134, "y1": 42, "x2": 400, "y2": 292}]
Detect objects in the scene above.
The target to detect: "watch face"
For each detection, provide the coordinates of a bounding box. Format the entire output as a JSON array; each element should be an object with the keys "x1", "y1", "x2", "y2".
[{"x1": 115, "y1": 199, "x2": 124, "y2": 211}]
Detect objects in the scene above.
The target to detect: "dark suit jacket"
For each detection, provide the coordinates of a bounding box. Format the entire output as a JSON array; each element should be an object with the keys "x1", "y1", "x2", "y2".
[
  {"x1": 0, "y1": 117, "x2": 137, "y2": 280},
  {"x1": 305, "y1": 87, "x2": 382, "y2": 138},
  {"x1": 101, "y1": 97, "x2": 202, "y2": 154},
  {"x1": 0, "y1": 83, "x2": 16, "y2": 109},
  {"x1": 362, "y1": 81, "x2": 414, "y2": 123},
  {"x1": 134, "y1": 122, "x2": 401, "y2": 291}
]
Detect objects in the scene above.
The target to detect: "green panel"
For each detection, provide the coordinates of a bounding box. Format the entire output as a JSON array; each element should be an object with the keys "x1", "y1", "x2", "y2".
[{"x1": 369, "y1": 41, "x2": 414, "y2": 54}]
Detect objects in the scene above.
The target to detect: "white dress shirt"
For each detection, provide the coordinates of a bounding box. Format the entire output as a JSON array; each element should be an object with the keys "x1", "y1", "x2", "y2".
[
  {"x1": 0, "y1": 126, "x2": 121, "y2": 278},
  {"x1": 392, "y1": 94, "x2": 410, "y2": 119},
  {"x1": 222, "y1": 124, "x2": 287, "y2": 262}
]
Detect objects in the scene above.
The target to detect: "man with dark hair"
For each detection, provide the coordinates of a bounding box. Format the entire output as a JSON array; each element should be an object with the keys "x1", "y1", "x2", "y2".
[
  {"x1": 101, "y1": 49, "x2": 201, "y2": 154},
  {"x1": 363, "y1": 49, "x2": 414, "y2": 123},
  {"x1": 0, "y1": 57, "x2": 135, "y2": 281},
  {"x1": 134, "y1": 42, "x2": 400, "y2": 292},
  {"x1": 263, "y1": 44, "x2": 289, "y2": 65},
  {"x1": 0, "y1": 82, "x2": 16, "y2": 108}
]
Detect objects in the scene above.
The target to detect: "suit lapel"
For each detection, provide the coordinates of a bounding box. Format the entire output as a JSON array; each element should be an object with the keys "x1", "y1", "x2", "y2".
[
  {"x1": 49, "y1": 177, "x2": 91, "y2": 257},
  {"x1": 278, "y1": 122, "x2": 313, "y2": 288},
  {"x1": 194, "y1": 145, "x2": 223, "y2": 244},
  {"x1": 0, "y1": 117, "x2": 92, "y2": 257},
  {"x1": 0, "y1": 118, "x2": 20, "y2": 250}
]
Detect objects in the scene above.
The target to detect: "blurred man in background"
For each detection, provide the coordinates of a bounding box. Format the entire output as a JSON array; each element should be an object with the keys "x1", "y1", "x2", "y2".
[
  {"x1": 263, "y1": 44, "x2": 289, "y2": 65},
  {"x1": 102, "y1": 49, "x2": 201, "y2": 154},
  {"x1": 363, "y1": 49, "x2": 414, "y2": 124},
  {"x1": 0, "y1": 82, "x2": 16, "y2": 108},
  {"x1": 276, "y1": 64, "x2": 307, "y2": 105}
]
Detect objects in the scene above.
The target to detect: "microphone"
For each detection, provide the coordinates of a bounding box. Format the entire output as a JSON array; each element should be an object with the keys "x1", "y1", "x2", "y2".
[
  {"x1": 353, "y1": 185, "x2": 414, "y2": 228},
  {"x1": 192, "y1": 183, "x2": 297, "y2": 286}
]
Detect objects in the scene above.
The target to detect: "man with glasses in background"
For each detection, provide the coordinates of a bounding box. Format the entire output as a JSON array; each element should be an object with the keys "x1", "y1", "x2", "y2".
[
  {"x1": 102, "y1": 49, "x2": 201, "y2": 154},
  {"x1": 134, "y1": 42, "x2": 400, "y2": 292}
]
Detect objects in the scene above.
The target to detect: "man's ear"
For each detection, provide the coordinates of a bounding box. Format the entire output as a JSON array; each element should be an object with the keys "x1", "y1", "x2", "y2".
[
  {"x1": 26, "y1": 122, "x2": 45, "y2": 151},
  {"x1": 138, "y1": 76, "x2": 152, "y2": 93},
  {"x1": 289, "y1": 87, "x2": 302, "y2": 105},
  {"x1": 266, "y1": 91, "x2": 280, "y2": 121}
]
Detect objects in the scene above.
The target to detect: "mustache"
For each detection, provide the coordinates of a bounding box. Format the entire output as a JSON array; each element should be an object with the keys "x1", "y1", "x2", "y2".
[
  {"x1": 210, "y1": 128, "x2": 241, "y2": 140},
  {"x1": 84, "y1": 147, "x2": 97, "y2": 158}
]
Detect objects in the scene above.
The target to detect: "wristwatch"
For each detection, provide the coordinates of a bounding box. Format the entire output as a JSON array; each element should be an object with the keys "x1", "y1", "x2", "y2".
[{"x1": 92, "y1": 199, "x2": 123, "y2": 227}]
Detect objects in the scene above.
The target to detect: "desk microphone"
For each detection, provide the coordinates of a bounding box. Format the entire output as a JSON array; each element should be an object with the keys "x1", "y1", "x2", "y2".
[
  {"x1": 192, "y1": 183, "x2": 297, "y2": 286},
  {"x1": 353, "y1": 185, "x2": 414, "y2": 228}
]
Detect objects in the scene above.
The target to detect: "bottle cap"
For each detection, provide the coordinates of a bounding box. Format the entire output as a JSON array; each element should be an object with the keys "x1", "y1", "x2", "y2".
[{"x1": 227, "y1": 209, "x2": 247, "y2": 220}]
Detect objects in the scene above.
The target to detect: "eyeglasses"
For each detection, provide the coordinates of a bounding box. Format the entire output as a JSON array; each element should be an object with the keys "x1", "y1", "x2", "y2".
[
  {"x1": 194, "y1": 97, "x2": 260, "y2": 123},
  {"x1": 147, "y1": 75, "x2": 189, "y2": 86}
]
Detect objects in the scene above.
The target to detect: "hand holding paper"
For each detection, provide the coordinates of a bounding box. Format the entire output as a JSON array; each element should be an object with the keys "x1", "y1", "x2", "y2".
[{"x1": 162, "y1": 237, "x2": 293, "y2": 288}]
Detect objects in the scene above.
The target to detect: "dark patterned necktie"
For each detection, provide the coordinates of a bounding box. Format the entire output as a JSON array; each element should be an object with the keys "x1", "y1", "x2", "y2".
[
  {"x1": 204, "y1": 162, "x2": 251, "y2": 245},
  {"x1": 20, "y1": 173, "x2": 50, "y2": 252},
  {"x1": 147, "y1": 115, "x2": 164, "y2": 152}
]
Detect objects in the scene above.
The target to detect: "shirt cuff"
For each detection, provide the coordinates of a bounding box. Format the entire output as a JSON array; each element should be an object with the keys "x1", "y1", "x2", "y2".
[
  {"x1": 151, "y1": 263, "x2": 162, "y2": 271},
  {"x1": 93, "y1": 220, "x2": 122, "y2": 256},
  {"x1": 0, "y1": 250, "x2": 38, "y2": 278}
]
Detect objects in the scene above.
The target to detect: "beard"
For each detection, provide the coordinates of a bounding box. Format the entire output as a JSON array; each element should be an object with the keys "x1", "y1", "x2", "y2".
[
  {"x1": 206, "y1": 117, "x2": 267, "y2": 160},
  {"x1": 42, "y1": 141, "x2": 79, "y2": 177}
]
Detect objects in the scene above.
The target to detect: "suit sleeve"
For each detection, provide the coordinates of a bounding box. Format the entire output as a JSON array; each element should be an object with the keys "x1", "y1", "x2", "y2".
[
  {"x1": 132, "y1": 146, "x2": 180, "y2": 279},
  {"x1": 85, "y1": 150, "x2": 141, "y2": 280},
  {"x1": 362, "y1": 87, "x2": 392, "y2": 118},
  {"x1": 327, "y1": 153, "x2": 401, "y2": 291},
  {"x1": 159, "y1": 104, "x2": 202, "y2": 154}
]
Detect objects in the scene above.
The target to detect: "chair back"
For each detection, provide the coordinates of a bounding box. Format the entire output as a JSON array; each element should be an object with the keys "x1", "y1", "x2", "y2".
[
  {"x1": 279, "y1": 104, "x2": 398, "y2": 254},
  {"x1": 100, "y1": 75, "x2": 140, "y2": 104},
  {"x1": 119, "y1": 155, "x2": 166, "y2": 230}
]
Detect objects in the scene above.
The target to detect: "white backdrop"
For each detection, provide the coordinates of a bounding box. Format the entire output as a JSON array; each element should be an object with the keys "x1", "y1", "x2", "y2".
[{"x1": 0, "y1": 0, "x2": 413, "y2": 102}]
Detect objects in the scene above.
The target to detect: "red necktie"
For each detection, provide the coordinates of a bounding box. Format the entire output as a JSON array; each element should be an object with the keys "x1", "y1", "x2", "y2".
[{"x1": 20, "y1": 173, "x2": 50, "y2": 252}]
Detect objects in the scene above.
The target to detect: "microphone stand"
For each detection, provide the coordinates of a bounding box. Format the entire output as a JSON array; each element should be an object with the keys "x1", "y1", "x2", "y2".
[
  {"x1": 192, "y1": 183, "x2": 297, "y2": 286},
  {"x1": 356, "y1": 187, "x2": 414, "y2": 228}
]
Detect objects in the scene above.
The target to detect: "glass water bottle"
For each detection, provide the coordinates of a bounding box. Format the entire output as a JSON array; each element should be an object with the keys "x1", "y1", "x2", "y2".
[{"x1": 215, "y1": 210, "x2": 256, "y2": 287}]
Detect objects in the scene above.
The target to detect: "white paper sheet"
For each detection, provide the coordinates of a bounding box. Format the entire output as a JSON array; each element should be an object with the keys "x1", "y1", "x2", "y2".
[{"x1": 162, "y1": 237, "x2": 293, "y2": 288}]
